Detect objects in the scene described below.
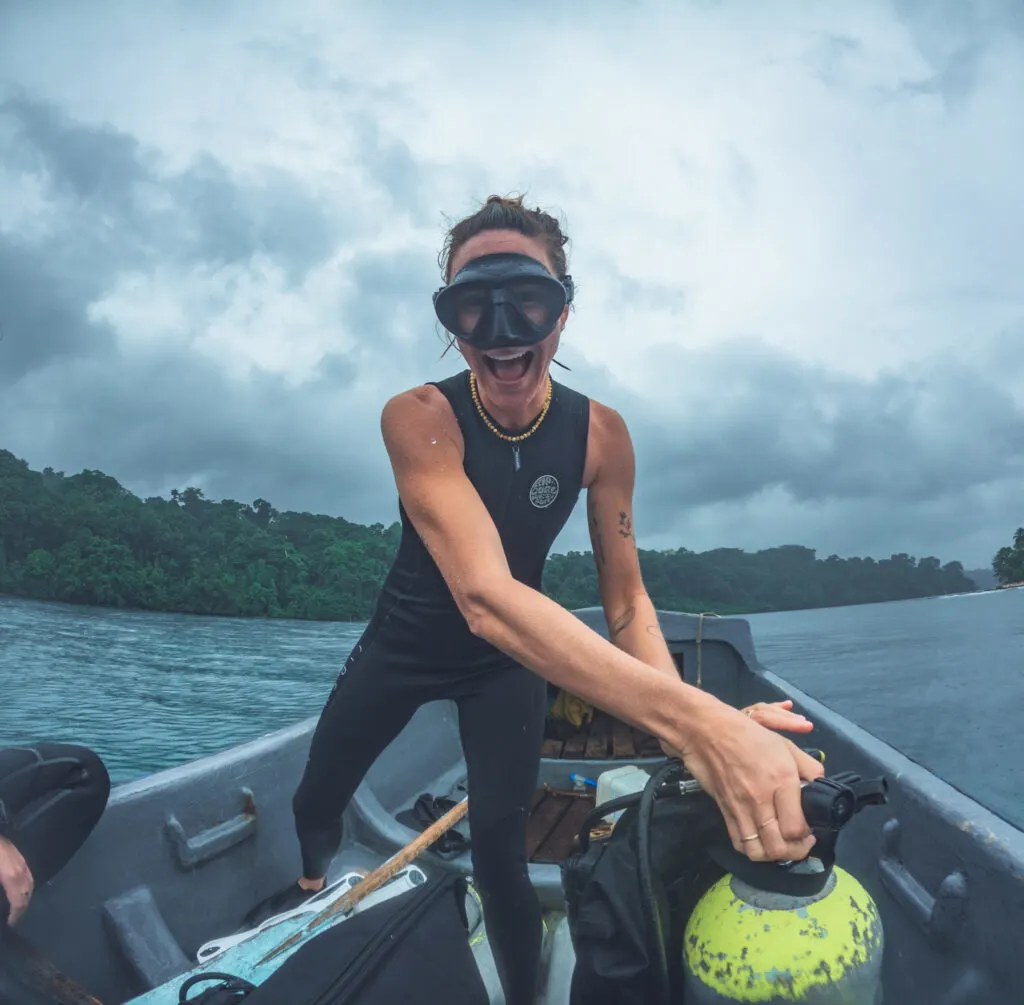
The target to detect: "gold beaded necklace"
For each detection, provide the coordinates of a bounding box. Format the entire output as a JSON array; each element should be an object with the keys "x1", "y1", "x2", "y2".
[{"x1": 469, "y1": 370, "x2": 552, "y2": 471}]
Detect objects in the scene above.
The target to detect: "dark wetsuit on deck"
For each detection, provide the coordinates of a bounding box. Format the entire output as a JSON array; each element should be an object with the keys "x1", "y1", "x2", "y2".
[
  {"x1": 292, "y1": 369, "x2": 590, "y2": 1005},
  {"x1": 0, "y1": 742, "x2": 110, "y2": 925}
]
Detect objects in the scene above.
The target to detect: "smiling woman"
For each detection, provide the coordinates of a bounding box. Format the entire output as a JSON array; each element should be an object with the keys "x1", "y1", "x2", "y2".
[{"x1": 246, "y1": 193, "x2": 823, "y2": 1005}]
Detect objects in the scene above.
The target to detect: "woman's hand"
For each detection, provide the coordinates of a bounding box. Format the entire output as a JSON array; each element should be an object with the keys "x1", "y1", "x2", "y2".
[
  {"x1": 0, "y1": 835, "x2": 34, "y2": 925},
  {"x1": 664, "y1": 702, "x2": 825, "y2": 863},
  {"x1": 741, "y1": 699, "x2": 813, "y2": 734}
]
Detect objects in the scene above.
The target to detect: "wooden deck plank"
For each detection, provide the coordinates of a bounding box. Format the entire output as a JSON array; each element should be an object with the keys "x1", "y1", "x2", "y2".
[
  {"x1": 612, "y1": 718, "x2": 636, "y2": 758},
  {"x1": 531, "y1": 795, "x2": 596, "y2": 863},
  {"x1": 561, "y1": 719, "x2": 589, "y2": 759},
  {"x1": 584, "y1": 713, "x2": 610, "y2": 759},
  {"x1": 540, "y1": 738, "x2": 564, "y2": 759},
  {"x1": 525, "y1": 792, "x2": 573, "y2": 860}
]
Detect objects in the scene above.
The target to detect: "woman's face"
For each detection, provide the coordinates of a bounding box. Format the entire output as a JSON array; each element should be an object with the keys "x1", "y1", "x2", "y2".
[{"x1": 445, "y1": 229, "x2": 568, "y2": 414}]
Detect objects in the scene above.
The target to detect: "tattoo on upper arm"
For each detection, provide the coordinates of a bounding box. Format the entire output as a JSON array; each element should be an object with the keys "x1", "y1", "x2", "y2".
[
  {"x1": 618, "y1": 511, "x2": 634, "y2": 544},
  {"x1": 610, "y1": 605, "x2": 636, "y2": 638},
  {"x1": 588, "y1": 493, "x2": 606, "y2": 567},
  {"x1": 645, "y1": 624, "x2": 663, "y2": 639}
]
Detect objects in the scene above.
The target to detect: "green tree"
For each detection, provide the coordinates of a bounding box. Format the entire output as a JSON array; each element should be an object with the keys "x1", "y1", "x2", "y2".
[{"x1": 993, "y1": 527, "x2": 1024, "y2": 586}]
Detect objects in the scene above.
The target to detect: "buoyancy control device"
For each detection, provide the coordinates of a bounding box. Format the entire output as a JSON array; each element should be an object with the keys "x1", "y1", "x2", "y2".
[{"x1": 561, "y1": 755, "x2": 888, "y2": 1005}]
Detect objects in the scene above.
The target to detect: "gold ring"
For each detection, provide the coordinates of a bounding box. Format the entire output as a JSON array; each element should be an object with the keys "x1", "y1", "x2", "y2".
[{"x1": 741, "y1": 833, "x2": 760, "y2": 842}]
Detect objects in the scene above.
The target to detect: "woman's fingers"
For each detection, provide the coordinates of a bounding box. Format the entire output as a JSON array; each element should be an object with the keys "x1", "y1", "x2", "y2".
[
  {"x1": 0, "y1": 836, "x2": 34, "y2": 926},
  {"x1": 680, "y1": 705, "x2": 822, "y2": 863},
  {"x1": 744, "y1": 700, "x2": 814, "y2": 734}
]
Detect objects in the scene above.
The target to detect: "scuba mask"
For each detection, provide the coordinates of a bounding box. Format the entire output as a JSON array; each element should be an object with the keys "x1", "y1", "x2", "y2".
[{"x1": 433, "y1": 252, "x2": 574, "y2": 352}]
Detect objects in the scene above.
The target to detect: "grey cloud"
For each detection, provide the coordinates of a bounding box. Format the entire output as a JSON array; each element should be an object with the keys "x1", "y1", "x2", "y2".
[
  {"x1": 348, "y1": 114, "x2": 431, "y2": 226},
  {"x1": 340, "y1": 247, "x2": 451, "y2": 376},
  {"x1": 2, "y1": 343, "x2": 399, "y2": 532},
  {"x1": 632, "y1": 338, "x2": 1023, "y2": 510},
  {"x1": 897, "y1": 42, "x2": 984, "y2": 107},
  {"x1": 890, "y1": 0, "x2": 1024, "y2": 106},
  {"x1": 0, "y1": 232, "x2": 117, "y2": 385},
  {"x1": 1, "y1": 92, "x2": 339, "y2": 282},
  {"x1": 0, "y1": 92, "x2": 346, "y2": 385},
  {"x1": 1, "y1": 91, "x2": 150, "y2": 213},
  {"x1": 166, "y1": 157, "x2": 337, "y2": 282},
  {"x1": 806, "y1": 34, "x2": 862, "y2": 87}
]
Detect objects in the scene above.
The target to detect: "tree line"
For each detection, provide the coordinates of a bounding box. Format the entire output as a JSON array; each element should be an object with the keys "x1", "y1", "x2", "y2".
[
  {"x1": 0, "y1": 448, "x2": 989, "y2": 622},
  {"x1": 993, "y1": 527, "x2": 1024, "y2": 586}
]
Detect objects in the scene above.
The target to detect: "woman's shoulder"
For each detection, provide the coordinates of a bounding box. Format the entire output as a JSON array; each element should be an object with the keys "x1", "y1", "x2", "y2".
[{"x1": 380, "y1": 383, "x2": 460, "y2": 448}]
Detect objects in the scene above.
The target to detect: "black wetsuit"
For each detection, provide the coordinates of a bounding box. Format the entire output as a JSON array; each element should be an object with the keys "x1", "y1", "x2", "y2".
[
  {"x1": 0, "y1": 742, "x2": 110, "y2": 924},
  {"x1": 292, "y1": 369, "x2": 590, "y2": 1005}
]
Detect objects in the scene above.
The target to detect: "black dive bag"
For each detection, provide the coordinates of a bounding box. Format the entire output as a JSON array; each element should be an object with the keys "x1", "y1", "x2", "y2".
[
  {"x1": 561, "y1": 762, "x2": 726, "y2": 1005},
  {"x1": 177, "y1": 872, "x2": 489, "y2": 1005},
  {"x1": 560, "y1": 759, "x2": 888, "y2": 1005}
]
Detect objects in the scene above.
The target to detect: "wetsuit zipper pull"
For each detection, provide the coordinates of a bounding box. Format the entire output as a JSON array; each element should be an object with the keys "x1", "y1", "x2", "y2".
[{"x1": 513, "y1": 444, "x2": 521, "y2": 471}]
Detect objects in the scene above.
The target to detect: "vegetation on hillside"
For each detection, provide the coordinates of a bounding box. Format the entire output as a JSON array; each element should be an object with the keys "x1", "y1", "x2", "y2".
[
  {"x1": 993, "y1": 528, "x2": 1024, "y2": 586},
  {"x1": 0, "y1": 448, "x2": 981, "y2": 621}
]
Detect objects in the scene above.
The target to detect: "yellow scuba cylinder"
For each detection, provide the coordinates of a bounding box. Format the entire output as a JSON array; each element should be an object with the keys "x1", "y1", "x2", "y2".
[
  {"x1": 683, "y1": 864, "x2": 883, "y2": 1003},
  {"x1": 682, "y1": 773, "x2": 887, "y2": 1004}
]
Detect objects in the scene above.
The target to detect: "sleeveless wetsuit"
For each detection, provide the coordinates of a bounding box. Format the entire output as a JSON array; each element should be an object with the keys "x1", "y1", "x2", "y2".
[{"x1": 292, "y1": 370, "x2": 590, "y2": 1005}]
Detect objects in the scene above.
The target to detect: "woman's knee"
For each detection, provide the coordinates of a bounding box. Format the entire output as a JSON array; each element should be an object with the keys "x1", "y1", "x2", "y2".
[{"x1": 468, "y1": 822, "x2": 529, "y2": 885}]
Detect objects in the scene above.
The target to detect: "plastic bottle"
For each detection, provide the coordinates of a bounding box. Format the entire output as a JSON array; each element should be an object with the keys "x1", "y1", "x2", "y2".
[{"x1": 595, "y1": 766, "x2": 651, "y2": 823}]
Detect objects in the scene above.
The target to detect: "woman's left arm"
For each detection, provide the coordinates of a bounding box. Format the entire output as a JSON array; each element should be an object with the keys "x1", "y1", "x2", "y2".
[
  {"x1": 583, "y1": 402, "x2": 683, "y2": 680},
  {"x1": 584, "y1": 404, "x2": 812, "y2": 734}
]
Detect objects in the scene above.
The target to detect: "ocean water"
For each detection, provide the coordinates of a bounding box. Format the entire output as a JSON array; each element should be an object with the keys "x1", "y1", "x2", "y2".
[{"x1": 1, "y1": 588, "x2": 1021, "y2": 829}]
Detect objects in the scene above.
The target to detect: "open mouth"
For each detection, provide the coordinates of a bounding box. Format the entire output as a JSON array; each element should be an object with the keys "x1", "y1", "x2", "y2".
[{"x1": 483, "y1": 349, "x2": 534, "y2": 383}]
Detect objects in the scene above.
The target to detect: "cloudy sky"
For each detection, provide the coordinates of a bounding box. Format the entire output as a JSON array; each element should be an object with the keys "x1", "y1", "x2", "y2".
[{"x1": 1, "y1": 0, "x2": 1021, "y2": 570}]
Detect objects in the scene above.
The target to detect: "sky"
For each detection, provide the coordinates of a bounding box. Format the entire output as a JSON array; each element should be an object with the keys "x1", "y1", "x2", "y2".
[{"x1": 1, "y1": 0, "x2": 1022, "y2": 570}]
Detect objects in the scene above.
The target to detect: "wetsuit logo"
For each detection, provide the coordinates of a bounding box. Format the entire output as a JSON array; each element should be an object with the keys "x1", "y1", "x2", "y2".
[{"x1": 529, "y1": 474, "x2": 559, "y2": 509}]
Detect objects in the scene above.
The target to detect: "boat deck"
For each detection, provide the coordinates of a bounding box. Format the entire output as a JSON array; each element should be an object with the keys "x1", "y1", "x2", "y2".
[
  {"x1": 540, "y1": 709, "x2": 663, "y2": 761},
  {"x1": 526, "y1": 786, "x2": 602, "y2": 865}
]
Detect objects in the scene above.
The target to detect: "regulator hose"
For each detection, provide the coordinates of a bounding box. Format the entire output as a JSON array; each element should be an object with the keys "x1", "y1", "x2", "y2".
[{"x1": 637, "y1": 759, "x2": 685, "y2": 1005}]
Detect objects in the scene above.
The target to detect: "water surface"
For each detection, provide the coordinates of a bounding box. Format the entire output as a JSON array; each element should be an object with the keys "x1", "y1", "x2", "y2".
[{"x1": 2, "y1": 589, "x2": 1021, "y2": 830}]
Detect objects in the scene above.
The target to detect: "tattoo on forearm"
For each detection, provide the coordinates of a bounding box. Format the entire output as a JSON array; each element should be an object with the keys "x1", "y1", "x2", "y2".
[
  {"x1": 588, "y1": 494, "x2": 606, "y2": 567},
  {"x1": 610, "y1": 605, "x2": 636, "y2": 638},
  {"x1": 645, "y1": 624, "x2": 663, "y2": 639},
  {"x1": 618, "y1": 511, "x2": 634, "y2": 543}
]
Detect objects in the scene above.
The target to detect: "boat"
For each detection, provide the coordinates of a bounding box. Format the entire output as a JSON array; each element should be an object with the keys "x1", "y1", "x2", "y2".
[{"x1": 12, "y1": 607, "x2": 1024, "y2": 1004}]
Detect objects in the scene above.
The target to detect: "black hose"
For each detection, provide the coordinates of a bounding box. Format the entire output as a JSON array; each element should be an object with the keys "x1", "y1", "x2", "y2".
[
  {"x1": 638, "y1": 759, "x2": 685, "y2": 1005},
  {"x1": 575, "y1": 792, "x2": 646, "y2": 854}
]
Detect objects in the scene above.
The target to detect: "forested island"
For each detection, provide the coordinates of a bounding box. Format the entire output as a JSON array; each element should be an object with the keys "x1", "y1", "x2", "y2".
[
  {"x1": 0, "y1": 448, "x2": 988, "y2": 622},
  {"x1": 993, "y1": 527, "x2": 1024, "y2": 587}
]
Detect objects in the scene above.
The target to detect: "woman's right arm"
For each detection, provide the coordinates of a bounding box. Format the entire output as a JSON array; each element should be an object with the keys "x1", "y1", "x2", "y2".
[{"x1": 380, "y1": 388, "x2": 822, "y2": 861}]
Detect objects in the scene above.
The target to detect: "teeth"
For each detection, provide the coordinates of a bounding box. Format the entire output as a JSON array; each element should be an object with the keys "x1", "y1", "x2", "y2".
[{"x1": 484, "y1": 350, "x2": 527, "y2": 361}]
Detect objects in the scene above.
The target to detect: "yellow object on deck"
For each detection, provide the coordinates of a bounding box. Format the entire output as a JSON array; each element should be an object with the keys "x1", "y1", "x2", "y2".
[{"x1": 548, "y1": 690, "x2": 594, "y2": 729}]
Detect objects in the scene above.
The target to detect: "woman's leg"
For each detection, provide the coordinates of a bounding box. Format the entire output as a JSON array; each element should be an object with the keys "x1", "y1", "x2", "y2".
[
  {"x1": 0, "y1": 742, "x2": 110, "y2": 918},
  {"x1": 454, "y1": 663, "x2": 548, "y2": 1005},
  {"x1": 291, "y1": 639, "x2": 426, "y2": 883}
]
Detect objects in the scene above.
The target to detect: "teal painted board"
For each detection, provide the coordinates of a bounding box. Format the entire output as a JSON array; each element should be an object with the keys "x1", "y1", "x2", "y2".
[{"x1": 126, "y1": 866, "x2": 429, "y2": 1004}]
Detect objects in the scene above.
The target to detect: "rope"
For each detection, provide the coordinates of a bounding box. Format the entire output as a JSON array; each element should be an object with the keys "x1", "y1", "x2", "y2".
[{"x1": 694, "y1": 611, "x2": 721, "y2": 689}]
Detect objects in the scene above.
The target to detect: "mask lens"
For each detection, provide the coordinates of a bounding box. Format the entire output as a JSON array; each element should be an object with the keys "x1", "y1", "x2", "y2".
[
  {"x1": 506, "y1": 279, "x2": 558, "y2": 329},
  {"x1": 449, "y1": 285, "x2": 489, "y2": 337}
]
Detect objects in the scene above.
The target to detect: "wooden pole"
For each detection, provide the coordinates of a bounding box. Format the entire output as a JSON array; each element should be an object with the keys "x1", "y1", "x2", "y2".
[
  {"x1": 1, "y1": 926, "x2": 105, "y2": 1004},
  {"x1": 257, "y1": 797, "x2": 469, "y2": 966}
]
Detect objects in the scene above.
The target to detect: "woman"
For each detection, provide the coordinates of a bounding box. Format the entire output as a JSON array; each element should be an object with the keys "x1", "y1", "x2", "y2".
[{"x1": 250, "y1": 195, "x2": 823, "y2": 1004}]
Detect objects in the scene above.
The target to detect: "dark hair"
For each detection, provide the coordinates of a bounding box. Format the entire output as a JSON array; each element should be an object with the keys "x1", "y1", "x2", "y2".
[{"x1": 439, "y1": 193, "x2": 570, "y2": 281}]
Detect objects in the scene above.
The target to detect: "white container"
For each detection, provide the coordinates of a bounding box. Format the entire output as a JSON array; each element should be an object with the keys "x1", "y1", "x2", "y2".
[{"x1": 595, "y1": 765, "x2": 651, "y2": 824}]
